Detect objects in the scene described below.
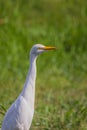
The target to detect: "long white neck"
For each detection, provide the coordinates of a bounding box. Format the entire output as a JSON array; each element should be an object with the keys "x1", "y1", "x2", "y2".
[{"x1": 21, "y1": 54, "x2": 37, "y2": 109}]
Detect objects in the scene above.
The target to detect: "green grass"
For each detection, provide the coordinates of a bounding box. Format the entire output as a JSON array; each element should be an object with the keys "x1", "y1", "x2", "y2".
[{"x1": 0, "y1": 0, "x2": 87, "y2": 129}]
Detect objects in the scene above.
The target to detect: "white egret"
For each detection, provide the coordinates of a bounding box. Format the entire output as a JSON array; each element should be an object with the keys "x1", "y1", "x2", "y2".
[{"x1": 1, "y1": 44, "x2": 56, "y2": 130}]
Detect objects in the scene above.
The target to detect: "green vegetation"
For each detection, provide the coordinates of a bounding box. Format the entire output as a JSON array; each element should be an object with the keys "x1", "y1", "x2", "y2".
[{"x1": 0, "y1": 0, "x2": 87, "y2": 129}]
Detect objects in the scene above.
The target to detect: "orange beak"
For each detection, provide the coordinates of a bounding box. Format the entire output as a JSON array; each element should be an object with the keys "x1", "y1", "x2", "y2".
[
  {"x1": 43, "y1": 46, "x2": 56, "y2": 50},
  {"x1": 39, "y1": 46, "x2": 56, "y2": 50}
]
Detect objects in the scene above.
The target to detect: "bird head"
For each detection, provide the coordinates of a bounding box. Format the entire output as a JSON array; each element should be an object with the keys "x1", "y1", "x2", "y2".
[{"x1": 30, "y1": 44, "x2": 56, "y2": 56}]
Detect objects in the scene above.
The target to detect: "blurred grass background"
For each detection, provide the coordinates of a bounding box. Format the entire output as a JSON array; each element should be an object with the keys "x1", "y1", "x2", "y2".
[{"x1": 0, "y1": 0, "x2": 87, "y2": 129}]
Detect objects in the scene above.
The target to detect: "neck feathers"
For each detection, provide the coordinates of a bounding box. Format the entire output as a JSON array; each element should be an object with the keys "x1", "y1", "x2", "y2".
[{"x1": 21, "y1": 54, "x2": 37, "y2": 108}]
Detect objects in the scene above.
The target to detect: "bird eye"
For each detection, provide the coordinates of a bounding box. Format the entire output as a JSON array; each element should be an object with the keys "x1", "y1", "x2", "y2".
[{"x1": 38, "y1": 47, "x2": 42, "y2": 50}]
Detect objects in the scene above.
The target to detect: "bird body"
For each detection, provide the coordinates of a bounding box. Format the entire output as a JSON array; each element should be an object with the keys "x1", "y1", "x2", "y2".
[
  {"x1": 1, "y1": 44, "x2": 56, "y2": 130},
  {"x1": 1, "y1": 96, "x2": 32, "y2": 130}
]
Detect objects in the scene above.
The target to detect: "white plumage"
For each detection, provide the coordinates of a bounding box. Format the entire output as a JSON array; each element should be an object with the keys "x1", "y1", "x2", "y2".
[{"x1": 1, "y1": 44, "x2": 56, "y2": 130}]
